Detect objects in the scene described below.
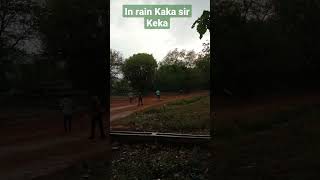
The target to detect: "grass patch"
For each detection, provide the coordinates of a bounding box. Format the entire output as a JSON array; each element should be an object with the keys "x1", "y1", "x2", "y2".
[{"x1": 114, "y1": 96, "x2": 210, "y2": 134}]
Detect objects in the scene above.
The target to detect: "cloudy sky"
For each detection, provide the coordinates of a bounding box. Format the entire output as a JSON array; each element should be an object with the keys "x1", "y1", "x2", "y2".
[{"x1": 110, "y1": 0, "x2": 210, "y2": 62}]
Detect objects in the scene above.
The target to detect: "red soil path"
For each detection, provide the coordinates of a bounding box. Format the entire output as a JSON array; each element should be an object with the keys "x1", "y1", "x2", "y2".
[
  {"x1": 0, "y1": 109, "x2": 110, "y2": 180},
  {"x1": 1, "y1": 91, "x2": 319, "y2": 179},
  {"x1": 0, "y1": 91, "x2": 207, "y2": 180},
  {"x1": 110, "y1": 91, "x2": 209, "y2": 123}
]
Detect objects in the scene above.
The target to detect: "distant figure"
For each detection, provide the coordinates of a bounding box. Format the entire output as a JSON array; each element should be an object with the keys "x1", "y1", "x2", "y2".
[
  {"x1": 128, "y1": 92, "x2": 134, "y2": 104},
  {"x1": 155, "y1": 90, "x2": 160, "y2": 100},
  {"x1": 60, "y1": 95, "x2": 73, "y2": 132},
  {"x1": 89, "y1": 96, "x2": 105, "y2": 139},
  {"x1": 138, "y1": 92, "x2": 143, "y2": 106}
]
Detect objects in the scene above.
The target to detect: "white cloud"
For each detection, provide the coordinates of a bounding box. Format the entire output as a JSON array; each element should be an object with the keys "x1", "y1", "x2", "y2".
[{"x1": 110, "y1": 0, "x2": 210, "y2": 62}]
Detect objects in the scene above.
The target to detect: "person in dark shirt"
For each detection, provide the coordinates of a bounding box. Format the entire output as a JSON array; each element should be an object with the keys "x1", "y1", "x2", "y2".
[
  {"x1": 128, "y1": 92, "x2": 134, "y2": 104},
  {"x1": 138, "y1": 91, "x2": 143, "y2": 106},
  {"x1": 89, "y1": 96, "x2": 105, "y2": 139},
  {"x1": 60, "y1": 95, "x2": 73, "y2": 132}
]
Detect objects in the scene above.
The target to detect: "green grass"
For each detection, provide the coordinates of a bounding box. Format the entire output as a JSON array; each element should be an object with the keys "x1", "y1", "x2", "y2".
[{"x1": 114, "y1": 95, "x2": 210, "y2": 134}]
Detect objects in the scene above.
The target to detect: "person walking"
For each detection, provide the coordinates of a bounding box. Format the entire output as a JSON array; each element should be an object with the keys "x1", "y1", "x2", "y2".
[
  {"x1": 89, "y1": 96, "x2": 106, "y2": 139},
  {"x1": 60, "y1": 95, "x2": 73, "y2": 132},
  {"x1": 156, "y1": 90, "x2": 160, "y2": 100},
  {"x1": 128, "y1": 91, "x2": 134, "y2": 104},
  {"x1": 138, "y1": 91, "x2": 143, "y2": 106}
]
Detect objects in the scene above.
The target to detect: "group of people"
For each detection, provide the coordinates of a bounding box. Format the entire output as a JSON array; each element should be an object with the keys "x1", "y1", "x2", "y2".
[
  {"x1": 128, "y1": 90, "x2": 161, "y2": 106},
  {"x1": 60, "y1": 95, "x2": 105, "y2": 139},
  {"x1": 128, "y1": 91, "x2": 143, "y2": 106},
  {"x1": 59, "y1": 90, "x2": 163, "y2": 137}
]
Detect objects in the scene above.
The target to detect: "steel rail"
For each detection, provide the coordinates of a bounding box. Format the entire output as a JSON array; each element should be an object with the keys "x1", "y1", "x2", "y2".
[{"x1": 110, "y1": 130, "x2": 211, "y2": 146}]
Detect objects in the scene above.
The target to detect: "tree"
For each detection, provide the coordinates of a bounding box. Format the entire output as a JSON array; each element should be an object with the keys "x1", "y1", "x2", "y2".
[
  {"x1": 159, "y1": 49, "x2": 193, "y2": 91},
  {"x1": 195, "y1": 42, "x2": 210, "y2": 89},
  {"x1": 0, "y1": 0, "x2": 40, "y2": 59},
  {"x1": 161, "y1": 48, "x2": 198, "y2": 67},
  {"x1": 111, "y1": 78, "x2": 130, "y2": 95},
  {"x1": 110, "y1": 49, "x2": 124, "y2": 82},
  {"x1": 155, "y1": 63, "x2": 189, "y2": 91},
  {"x1": 156, "y1": 46, "x2": 210, "y2": 91},
  {"x1": 110, "y1": 49, "x2": 125, "y2": 94},
  {"x1": 273, "y1": 0, "x2": 320, "y2": 84},
  {"x1": 203, "y1": 0, "x2": 320, "y2": 96},
  {"x1": 122, "y1": 53, "x2": 157, "y2": 93},
  {"x1": 161, "y1": 48, "x2": 186, "y2": 66},
  {"x1": 0, "y1": 0, "x2": 41, "y2": 90},
  {"x1": 40, "y1": 0, "x2": 108, "y2": 104},
  {"x1": 192, "y1": 10, "x2": 210, "y2": 39}
]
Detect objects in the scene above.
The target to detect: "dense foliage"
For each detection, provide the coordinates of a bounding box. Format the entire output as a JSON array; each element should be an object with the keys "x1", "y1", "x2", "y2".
[
  {"x1": 0, "y1": 0, "x2": 41, "y2": 91},
  {"x1": 195, "y1": 0, "x2": 320, "y2": 96},
  {"x1": 122, "y1": 53, "x2": 158, "y2": 93},
  {"x1": 155, "y1": 47, "x2": 210, "y2": 92},
  {"x1": 113, "y1": 43, "x2": 210, "y2": 95}
]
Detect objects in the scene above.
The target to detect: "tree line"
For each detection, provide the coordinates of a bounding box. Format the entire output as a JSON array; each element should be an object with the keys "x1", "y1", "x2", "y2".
[
  {"x1": 1, "y1": 0, "x2": 108, "y2": 105},
  {"x1": 111, "y1": 44, "x2": 210, "y2": 95},
  {"x1": 3, "y1": 0, "x2": 319, "y2": 99}
]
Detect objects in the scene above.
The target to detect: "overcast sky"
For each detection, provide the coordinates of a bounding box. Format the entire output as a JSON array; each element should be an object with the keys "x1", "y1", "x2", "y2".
[{"x1": 110, "y1": 0, "x2": 210, "y2": 62}]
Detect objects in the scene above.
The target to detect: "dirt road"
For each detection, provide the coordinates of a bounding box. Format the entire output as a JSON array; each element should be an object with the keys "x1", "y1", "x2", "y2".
[
  {"x1": 0, "y1": 91, "x2": 207, "y2": 180},
  {"x1": 0, "y1": 109, "x2": 111, "y2": 180},
  {"x1": 2, "y1": 91, "x2": 320, "y2": 179},
  {"x1": 110, "y1": 91, "x2": 208, "y2": 122}
]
